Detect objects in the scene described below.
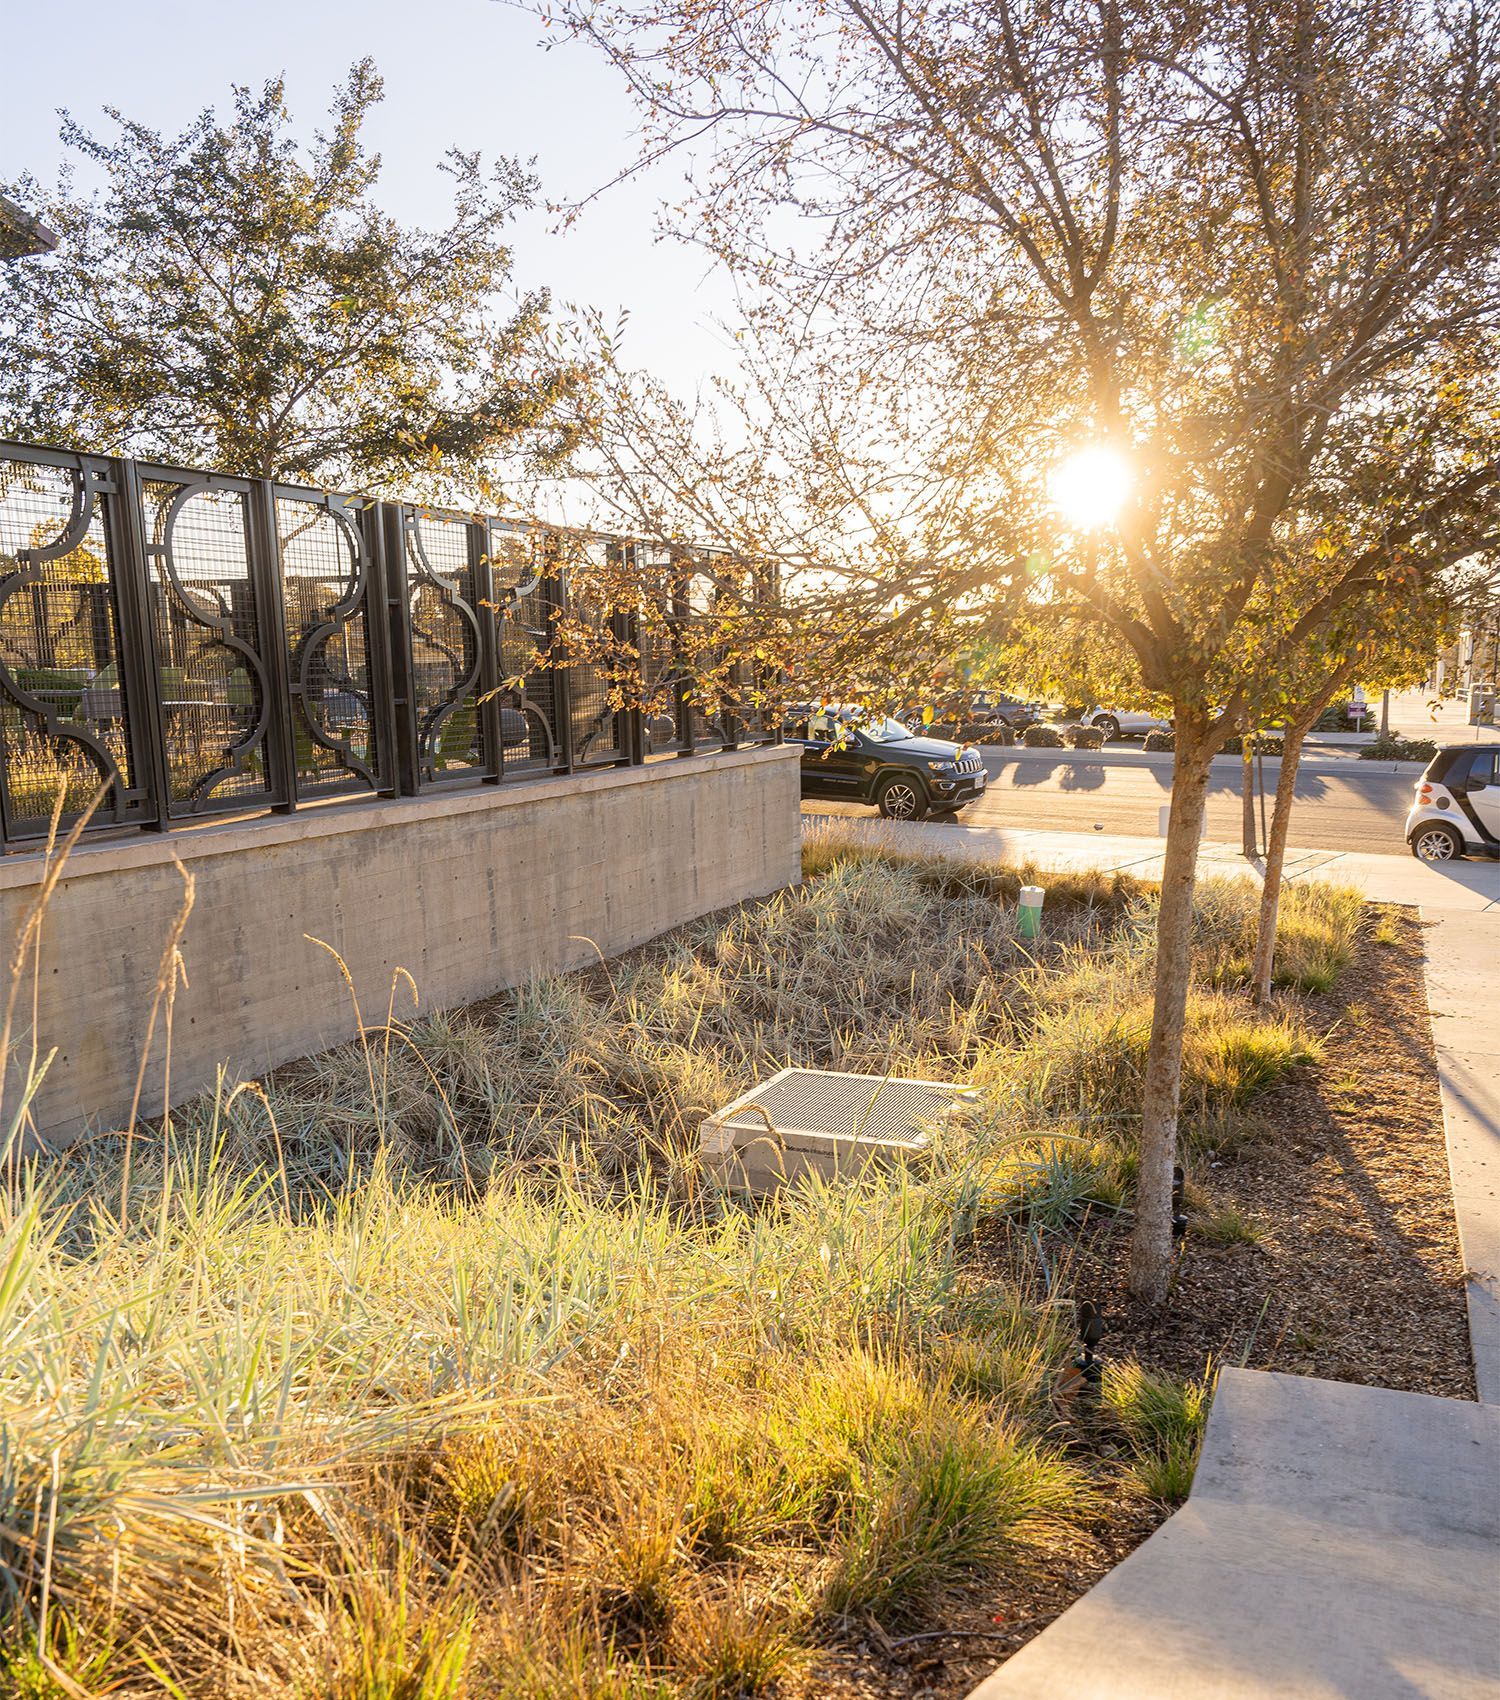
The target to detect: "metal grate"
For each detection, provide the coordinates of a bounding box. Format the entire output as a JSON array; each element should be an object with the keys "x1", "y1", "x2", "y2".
[{"x1": 714, "y1": 1068, "x2": 964, "y2": 1148}]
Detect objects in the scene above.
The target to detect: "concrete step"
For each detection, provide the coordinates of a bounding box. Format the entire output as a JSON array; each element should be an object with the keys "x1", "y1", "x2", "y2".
[{"x1": 968, "y1": 1368, "x2": 1500, "y2": 1700}]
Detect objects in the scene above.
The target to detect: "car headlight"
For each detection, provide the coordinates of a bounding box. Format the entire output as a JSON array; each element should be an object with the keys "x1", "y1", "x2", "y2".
[{"x1": 927, "y1": 759, "x2": 957, "y2": 773}]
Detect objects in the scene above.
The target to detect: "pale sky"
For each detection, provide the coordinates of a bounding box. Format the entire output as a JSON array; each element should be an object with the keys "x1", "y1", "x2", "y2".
[{"x1": 1, "y1": 0, "x2": 742, "y2": 408}]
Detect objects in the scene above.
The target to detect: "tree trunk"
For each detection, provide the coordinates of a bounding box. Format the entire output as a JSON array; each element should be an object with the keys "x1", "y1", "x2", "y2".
[
  {"x1": 1250, "y1": 668, "x2": 1354, "y2": 1003},
  {"x1": 1128, "y1": 724, "x2": 1217, "y2": 1303},
  {"x1": 1241, "y1": 738, "x2": 1257, "y2": 857},
  {"x1": 1250, "y1": 726, "x2": 1307, "y2": 1004}
]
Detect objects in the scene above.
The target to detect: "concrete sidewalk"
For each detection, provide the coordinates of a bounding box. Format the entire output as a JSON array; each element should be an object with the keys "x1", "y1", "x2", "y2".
[
  {"x1": 1423, "y1": 912, "x2": 1500, "y2": 1402},
  {"x1": 1384, "y1": 689, "x2": 1499, "y2": 746},
  {"x1": 969, "y1": 1370, "x2": 1500, "y2": 1700}
]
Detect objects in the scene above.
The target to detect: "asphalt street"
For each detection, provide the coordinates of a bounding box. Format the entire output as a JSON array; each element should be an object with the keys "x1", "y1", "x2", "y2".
[{"x1": 804, "y1": 746, "x2": 1420, "y2": 853}]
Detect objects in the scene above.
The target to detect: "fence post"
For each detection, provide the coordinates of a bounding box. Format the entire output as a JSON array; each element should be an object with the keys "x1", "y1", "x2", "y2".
[
  {"x1": 608, "y1": 541, "x2": 645, "y2": 766},
  {"x1": 111, "y1": 456, "x2": 172, "y2": 831},
  {"x1": 546, "y1": 533, "x2": 576, "y2": 775},
  {"x1": 248, "y1": 480, "x2": 299, "y2": 813},
  {"x1": 470, "y1": 519, "x2": 503, "y2": 783},
  {"x1": 369, "y1": 503, "x2": 417, "y2": 797}
]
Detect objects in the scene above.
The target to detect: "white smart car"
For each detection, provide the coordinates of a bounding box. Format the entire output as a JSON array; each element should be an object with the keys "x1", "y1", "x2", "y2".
[{"x1": 1404, "y1": 744, "x2": 1500, "y2": 860}]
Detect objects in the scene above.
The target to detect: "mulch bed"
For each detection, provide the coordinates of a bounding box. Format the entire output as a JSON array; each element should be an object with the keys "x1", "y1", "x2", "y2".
[
  {"x1": 800, "y1": 903, "x2": 1474, "y2": 1698},
  {"x1": 1079, "y1": 904, "x2": 1474, "y2": 1401}
]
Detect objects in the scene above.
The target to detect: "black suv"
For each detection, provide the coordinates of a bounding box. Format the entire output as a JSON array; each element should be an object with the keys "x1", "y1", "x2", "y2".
[{"x1": 784, "y1": 707, "x2": 988, "y2": 819}]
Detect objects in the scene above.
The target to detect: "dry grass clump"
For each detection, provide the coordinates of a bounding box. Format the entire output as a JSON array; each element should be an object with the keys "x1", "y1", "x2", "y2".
[
  {"x1": 0, "y1": 1155, "x2": 1086, "y2": 1694},
  {"x1": 1017, "y1": 991, "x2": 1322, "y2": 1124},
  {"x1": 1189, "y1": 874, "x2": 1365, "y2": 993},
  {"x1": 1101, "y1": 1361, "x2": 1215, "y2": 1506},
  {"x1": 0, "y1": 823, "x2": 1363, "y2": 1693},
  {"x1": 800, "y1": 825, "x2": 1147, "y2": 913},
  {"x1": 148, "y1": 837, "x2": 1339, "y2": 1222}
]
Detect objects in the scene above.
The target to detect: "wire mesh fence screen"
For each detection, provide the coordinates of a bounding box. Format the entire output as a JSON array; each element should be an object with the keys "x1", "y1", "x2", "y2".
[
  {"x1": 139, "y1": 473, "x2": 279, "y2": 814},
  {"x1": 0, "y1": 442, "x2": 778, "y2": 849},
  {"x1": 0, "y1": 452, "x2": 148, "y2": 835}
]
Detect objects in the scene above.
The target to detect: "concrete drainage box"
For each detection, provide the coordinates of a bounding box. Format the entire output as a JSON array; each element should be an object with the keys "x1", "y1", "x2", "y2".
[{"x1": 699, "y1": 1067, "x2": 969, "y2": 1195}]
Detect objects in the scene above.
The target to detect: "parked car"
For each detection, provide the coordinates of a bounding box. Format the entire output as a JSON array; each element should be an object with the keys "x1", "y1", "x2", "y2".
[
  {"x1": 1082, "y1": 705, "x2": 1171, "y2": 741},
  {"x1": 971, "y1": 691, "x2": 1044, "y2": 733},
  {"x1": 1405, "y1": 744, "x2": 1500, "y2": 861},
  {"x1": 784, "y1": 705, "x2": 988, "y2": 819}
]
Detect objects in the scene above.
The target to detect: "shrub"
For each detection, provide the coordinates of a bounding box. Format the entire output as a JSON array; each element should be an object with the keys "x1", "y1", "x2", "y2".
[
  {"x1": 1191, "y1": 1002, "x2": 1323, "y2": 1103},
  {"x1": 1269, "y1": 881, "x2": 1363, "y2": 992},
  {"x1": 1024, "y1": 989, "x2": 1322, "y2": 1117},
  {"x1": 1314, "y1": 698, "x2": 1354, "y2": 732},
  {"x1": 1022, "y1": 723, "x2": 1064, "y2": 748},
  {"x1": 1359, "y1": 733, "x2": 1437, "y2": 762},
  {"x1": 1143, "y1": 728, "x2": 1174, "y2": 752},
  {"x1": 818, "y1": 1397, "x2": 1083, "y2": 1627},
  {"x1": 971, "y1": 722, "x2": 1015, "y2": 745},
  {"x1": 671, "y1": 1580, "x2": 805, "y2": 1696},
  {"x1": 1219, "y1": 732, "x2": 1286, "y2": 757},
  {"x1": 1063, "y1": 724, "x2": 1105, "y2": 750}
]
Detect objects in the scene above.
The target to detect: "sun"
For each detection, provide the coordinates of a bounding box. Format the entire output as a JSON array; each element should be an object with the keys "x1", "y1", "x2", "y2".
[{"x1": 1049, "y1": 445, "x2": 1134, "y2": 530}]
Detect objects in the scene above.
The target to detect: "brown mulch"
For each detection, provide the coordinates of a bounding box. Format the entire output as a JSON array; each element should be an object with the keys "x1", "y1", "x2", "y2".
[
  {"x1": 1069, "y1": 905, "x2": 1474, "y2": 1400},
  {"x1": 797, "y1": 904, "x2": 1474, "y2": 1698}
]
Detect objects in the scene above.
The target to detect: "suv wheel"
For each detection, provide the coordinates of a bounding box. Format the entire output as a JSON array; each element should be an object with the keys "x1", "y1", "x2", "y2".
[
  {"x1": 876, "y1": 774, "x2": 926, "y2": 821},
  {"x1": 1094, "y1": 713, "x2": 1121, "y2": 741},
  {"x1": 1410, "y1": 821, "x2": 1464, "y2": 862}
]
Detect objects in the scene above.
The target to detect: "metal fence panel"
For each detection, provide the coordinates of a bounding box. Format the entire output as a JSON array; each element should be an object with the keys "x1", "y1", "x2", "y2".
[
  {"x1": 0, "y1": 448, "x2": 155, "y2": 840},
  {"x1": 399, "y1": 507, "x2": 494, "y2": 788},
  {"x1": 563, "y1": 538, "x2": 629, "y2": 770},
  {"x1": 134, "y1": 464, "x2": 286, "y2": 819},
  {"x1": 488, "y1": 520, "x2": 565, "y2": 780},
  {"x1": 0, "y1": 440, "x2": 778, "y2": 850},
  {"x1": 273, "y1": 486, "x2": 387, "y2": 802}
]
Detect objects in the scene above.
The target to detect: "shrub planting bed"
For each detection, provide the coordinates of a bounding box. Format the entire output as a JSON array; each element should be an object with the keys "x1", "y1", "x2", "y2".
[
  {"x1": 1358, "y1": 732, "x2": 1439, "y2": 762},
  {"x1": 0, "y1": 828, "x2": 1469, "y2": 1698}
]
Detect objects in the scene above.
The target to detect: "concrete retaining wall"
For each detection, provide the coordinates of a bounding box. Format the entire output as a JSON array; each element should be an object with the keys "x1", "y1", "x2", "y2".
[{"x1": 1, "y1": 746, "x2": 802, "y2": 1147}]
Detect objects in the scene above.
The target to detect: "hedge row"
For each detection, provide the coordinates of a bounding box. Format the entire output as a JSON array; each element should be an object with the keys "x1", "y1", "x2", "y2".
[
  {"x1": 1142, "y1": 729, "x2": 1287, "y2": 756},
  {"x1": 1021, "y1": 723, "x2": 1105, "y2": 750}
]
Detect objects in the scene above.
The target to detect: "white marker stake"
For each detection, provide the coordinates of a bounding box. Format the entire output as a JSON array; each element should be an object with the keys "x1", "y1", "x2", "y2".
[{"x1": 1159, "y1": 803, "x2": 1206, "y2": 839}]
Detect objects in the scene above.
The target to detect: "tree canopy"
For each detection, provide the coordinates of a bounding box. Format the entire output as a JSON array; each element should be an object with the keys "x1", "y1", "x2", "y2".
[
  {"x1": 0, "y1": 61, "x2": 584, "y2": 495},
  {"x1": 540, "y1": 0, "x2": 1500, "y2": 1297}
]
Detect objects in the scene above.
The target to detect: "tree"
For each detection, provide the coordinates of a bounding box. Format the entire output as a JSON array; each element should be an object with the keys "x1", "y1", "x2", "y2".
[
  {"x1": 0, "y1": 62, "x2": 583, "y2": 493},
  {"x1": 540, "y1": 0, "x2": 1500, "y2": 1297},
  {"x1": 1245, "y1": 583, "x2": 1451, "y2": 1001}
]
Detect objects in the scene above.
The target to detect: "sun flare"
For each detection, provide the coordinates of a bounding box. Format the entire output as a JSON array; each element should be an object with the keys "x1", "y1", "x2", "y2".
[{"x1": 1049, "y1": 445, "x2": 1134, "y2": 530}]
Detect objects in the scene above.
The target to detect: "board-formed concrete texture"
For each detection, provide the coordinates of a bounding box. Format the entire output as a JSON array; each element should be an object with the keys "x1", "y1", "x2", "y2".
[
  {"x1": 1, "y1": 746, "x2": 802, "y2": 1146},
  {"x1": 968, "y1": 1367, "x2": 1500, "y2": 1700},
  {"x1": 699, "y1": 1067, "x2": 967, "y2": 1193}
]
